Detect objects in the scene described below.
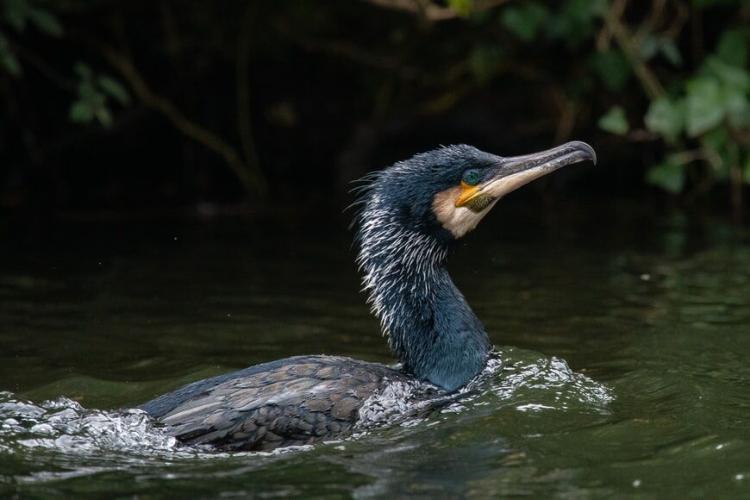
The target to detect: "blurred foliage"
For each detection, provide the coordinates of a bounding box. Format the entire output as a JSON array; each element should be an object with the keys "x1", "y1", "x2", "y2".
[
  {"x1": 0, "y1": 0, "x2": 62, "y2": 76},
  {"x1": 598, "y1": 106, "x2": 629, "y2": 135},
  {"x1": 494, "y1": 0, "x2": 749, "y2": 203},
  {"x1": 0, "y1": 0, "x2": 748, "y2": 213},
  {"x1": 639, "y1": 27, "x2": 749, "y2": 195},
  {"x1": 69, "y1": 63, "x2": 130, "y2": 127},
  {"x1": 1, "y1": 0, "x2": 129, "y2": 127}
]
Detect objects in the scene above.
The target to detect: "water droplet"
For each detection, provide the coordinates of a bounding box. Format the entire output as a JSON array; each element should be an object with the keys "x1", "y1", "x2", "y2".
[{"x1": 30, "y1": 423, "x2": 54, "y2": 435}]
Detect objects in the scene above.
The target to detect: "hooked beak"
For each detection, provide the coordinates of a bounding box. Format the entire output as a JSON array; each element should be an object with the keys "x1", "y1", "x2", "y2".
[{"x1": 455, "y1": 141, "x2": 597, "y2": 209}]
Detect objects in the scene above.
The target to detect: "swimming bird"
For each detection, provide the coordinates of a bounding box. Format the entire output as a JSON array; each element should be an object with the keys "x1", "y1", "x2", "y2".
[{"x1": 141, "y1": 141, "x2": 596, "y2": 451}]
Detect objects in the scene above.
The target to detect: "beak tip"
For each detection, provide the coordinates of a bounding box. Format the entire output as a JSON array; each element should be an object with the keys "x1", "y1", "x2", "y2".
[{"x1": 571, "y1": 140, "x2": 597, "y2": 166}]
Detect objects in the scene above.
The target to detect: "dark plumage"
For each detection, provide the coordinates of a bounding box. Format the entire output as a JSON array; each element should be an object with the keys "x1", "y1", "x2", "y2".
[
  {"x1": 141, "y1": 141, "x2": 596, "y2": 451},
  {"x1": 141, "y1": 356, "x2": 431, "y2": 451}
]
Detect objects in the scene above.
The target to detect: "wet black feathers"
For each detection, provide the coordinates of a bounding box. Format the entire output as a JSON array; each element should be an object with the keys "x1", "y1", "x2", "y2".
[{"x1": 141, "y1": 356, "x2": 411, "y2": 451}]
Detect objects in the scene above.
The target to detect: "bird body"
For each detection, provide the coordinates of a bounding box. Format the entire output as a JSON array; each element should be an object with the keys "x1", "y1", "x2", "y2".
[
  {"x1": 141, "y1": 356, "x2": 422, "y2": 451},
  {"x1": 141, "y1": 141, "x2": 596, "y2": 451}
]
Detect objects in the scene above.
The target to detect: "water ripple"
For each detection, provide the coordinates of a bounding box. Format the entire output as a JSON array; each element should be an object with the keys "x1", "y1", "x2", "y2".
[
  {"x1": 0, "y1": 392, "x2": 179, "y2": 458},
  {"x1": 0, "y1": 346, "x2": 613, "y2": 486}
]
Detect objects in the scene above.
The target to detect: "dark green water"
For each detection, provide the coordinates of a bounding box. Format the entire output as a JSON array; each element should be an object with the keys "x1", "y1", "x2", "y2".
[{"x1": 1, "y1": 202, "x2": 749, "y2": 498}]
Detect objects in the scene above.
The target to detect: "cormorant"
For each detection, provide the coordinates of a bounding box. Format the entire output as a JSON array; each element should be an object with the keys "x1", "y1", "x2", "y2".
[{"x1": 141, "y1": 141, "x2": 596, "y2": 451}]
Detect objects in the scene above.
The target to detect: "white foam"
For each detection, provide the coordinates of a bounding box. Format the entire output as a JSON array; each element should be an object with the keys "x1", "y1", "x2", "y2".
[
  {"x1": 0, "y1": 348, "x2": 613, "y2": 483},
  {"x1": 356, "y1": 348, "x2": 613, "y2": 432}
]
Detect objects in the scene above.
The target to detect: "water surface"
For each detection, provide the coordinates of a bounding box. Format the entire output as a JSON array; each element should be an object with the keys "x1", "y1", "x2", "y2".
[{"x1": 1, "y1": 203, "x2": 749, "y2": 498}]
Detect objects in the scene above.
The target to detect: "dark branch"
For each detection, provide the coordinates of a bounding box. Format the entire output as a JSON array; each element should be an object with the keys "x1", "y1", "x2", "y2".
[{"x1": 99, "y1": 44, "x2": 267, "y2": 198}]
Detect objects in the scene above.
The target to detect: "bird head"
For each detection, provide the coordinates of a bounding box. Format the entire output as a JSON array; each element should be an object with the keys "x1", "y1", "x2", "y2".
[{"x1": 359, "y1": 141, "x2": 596, "y2": 245}]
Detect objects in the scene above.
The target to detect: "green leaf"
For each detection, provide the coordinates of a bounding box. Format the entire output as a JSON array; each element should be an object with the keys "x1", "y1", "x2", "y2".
[
  {"x1": 74, "y1": 62, "x2": 93, "y2": 81},
  {"x1": 94, "y1": 106, "x2": 113, "y2": 128},
  {"x1": 69, "y1": 100, "x2": 94, "y2": 123},
  {"x1": 641, "y1": 36, "x2": 682, "y2": 66},
  {"x1": 469, "y1": 45, "x2": 503, "y2": 84},
  {"x1": 598, "y1": 106, "x2": 630, "y2": 135},
  {"x1": 660, "y1": 39, "x2": 682, "y2": 67},
  {"x1": 27, "y1": 7, "x2": 63, "y2": 37},
  {"x1": 0, "y1": 32, "x2": 21, "y2": 77},
  {"x1": 705, "y1": 56, "x2": 750, "y2": 92},
  {"x1": 0, "y1": 49, "x2": 21, "y2": 76},
  {"x1": 639, "y1": 35, "x2": 660, "y2": 61},
  {"x1": 598, "y1": 106, "x2": 629, "y2": 135},
  {"x1": 547, "y1": 0, "x2": 604, "y2": 46},
  {"x1": 685, "y1": 77, "x2": 725, "y2": 137},
  {"x1": 743, "y1": 154, "x2": 750, "y2": 185},
  {"x1": 4, "y1": 0, "x2": 29, "y2": 32},
  {"x1": 647, "y1": 160, "x2": 685, "y2": 193},
  {"x1": 591, "y1": 50, "x2": 631, "y2": 91},
  {"x1": 500, "y1": 2, "x2": 548, "y2": 41},
  {"x1": 725, "y1": 90, "x2": 750, "y2": 128},
  {"x1": 700, "y1": 127, "x2": 729, "y2": 154},
  {"x1": 645, "y1": 97, "x2": 684, "y2": 142},
  {"x1": 97, "y1": 75, "x2": 130, "y2": 105},
  {"x1": 699, "y1": 128, "x2": 732, "y2": 177},
  {"x1": 78, "y1": 80, "x2": 97, "y2": 100},
  {"x1": 448, "y1": 0, "x2": 473, "y2": 16},
  {"x1": 716, "y1": 29, "x2": 748, "y2": 67}
]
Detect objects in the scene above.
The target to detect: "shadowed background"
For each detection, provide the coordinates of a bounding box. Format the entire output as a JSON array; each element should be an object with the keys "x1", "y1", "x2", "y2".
[{"x1": 0, "y1": 0, "x2": 748, "y2": 226}]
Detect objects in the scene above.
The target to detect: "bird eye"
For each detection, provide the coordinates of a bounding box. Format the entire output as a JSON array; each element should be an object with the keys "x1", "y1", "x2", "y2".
[{"x1": 462, "y1": 169, "x2": 482, "y2": 186}]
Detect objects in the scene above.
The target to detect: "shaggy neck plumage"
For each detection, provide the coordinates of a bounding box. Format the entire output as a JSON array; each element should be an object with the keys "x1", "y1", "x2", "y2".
[{"x1": 357, "y1": 191, "x2": 491, "y2": 392}]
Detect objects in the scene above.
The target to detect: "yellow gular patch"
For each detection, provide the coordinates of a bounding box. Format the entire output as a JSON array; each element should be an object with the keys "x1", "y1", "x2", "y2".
[
  {"x1": 433, "y1": 186, "x2": 498, "y2": 238},
  {"x1": 455, "y1": 181, "x2": 479, "y2": 208}
]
